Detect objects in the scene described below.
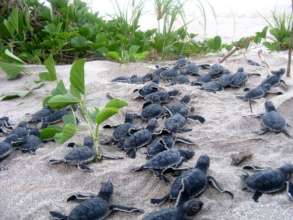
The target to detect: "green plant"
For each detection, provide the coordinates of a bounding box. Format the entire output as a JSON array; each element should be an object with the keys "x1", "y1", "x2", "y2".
[
  {"x1": 41, "y1": 58, "x2": 127, "y2": 159},
  {"x1": 263, "y1": 11, "x2": 293, "y2": 51}
]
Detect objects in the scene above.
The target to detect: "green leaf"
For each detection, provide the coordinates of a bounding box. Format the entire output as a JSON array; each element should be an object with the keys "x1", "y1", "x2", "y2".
[
  {"x1": 40, "y1": 125, "x2": 63, "y2": 141},
  {"x1": 54, "y1": 123, "x2": 77, "y2": 144},
  {"x1": 39, "y1": 55, "x2": 57, "y2": 81},
  {"x1": 71, "y1": 36, "x2": 90, "y2": 49},
  {"x1": 47, "y1": 94, "x2": 81, "y2": 109},
  {"x1": 70, "y1": 59, "x2": 85, "y2": 97},
  {"x1": 207, "y1": 36, "x2": 222, "y2": 51},
  {"x1": 105, "y1": 98, "x2": 128, "y2": 109},
  {"x1": 88, "y1": 107, "x2": 100, "y2": 122},
  {"x1": 63, "y1": 112, "x2": 76, "y2": 125},
  {"x1": 4, "y1": 49, "x2": 25, "y2": 64},
  {"x1": 96, "y1": 107, "x2": 118, "y2": 125},
  {"x1": 0, "y1": 82, "x2": 44, "y2": 101},
  {"x1": 51, "y1": 80, "x2": 67, "y2": 96},
  {"x1": 0, "y1": 61, "x2": 24, "y2": 80}
]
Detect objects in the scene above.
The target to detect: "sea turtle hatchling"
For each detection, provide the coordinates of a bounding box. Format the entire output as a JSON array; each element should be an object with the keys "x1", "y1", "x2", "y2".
[
  {"x1": 199, "y1": 81, "x2": 223, "y2": 92},
  {"x1": 151, "y1": 155, "x2": 233, "y2": 206},
  {"x1": 133, "y1": 82, "x2": 161, "y2": 99},
  {"x1": 133, "y1": 149, "x2": 195, "y2": 182},
  {"x1": 229, "y1": 67, "x2": 248, "y2": 88},
  {"x1": 122, "y1": 119, "x2": 157, "y2": 158},
  {"x1": 144, "y1": 89, "x2": 179, "y2": 104},
  {"x1": 0, "y1": 117, "x2": 13, "y2": 135},
  {"x1": 143, "y1": 199, "x2": 203, "y2": 220},
  {"x1": 50, "y1": 180, "x2": 144, "y2": 220},
  {"x1": 208, "y1": 63, "x2": 226, "y2": 78},
  {"x1": 241, "y1": 164, "x2": 293, "y2": 202},
  {"x1": 260, "y1": 68, "x2": 286, "y2": 88},
  {"x1": 20, "y1": 135, "x2": 42, "y2": 153},
  {"x1": 0, "y1": 141, "x2": 13, "y2": 161},
  {"x1": 160, "y1": 67, "x2": 179, "y2": 81},
  {"x1": 49, "y1": 136, "x2": 97, "y2": 172},
  {"x1": 257, "y1": 101, "x2": 291, "y2": 137},
  {"x1": 134, "y1": 102, "x2": 167, "y2": 122}
]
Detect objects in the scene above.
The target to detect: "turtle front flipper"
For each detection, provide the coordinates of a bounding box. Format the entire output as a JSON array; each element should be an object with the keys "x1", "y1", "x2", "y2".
[
  {"x1": 187, "y1": 115, "x2": 205, "y2": 123},
  {"x1": 177, "y1": 128, "x2": 192, "y2": 133},
  {"x1": 48, "y1": 159, "x2": 64, "y2": 165},
  {"x1": 67, "y1": 193, "x2": 96, "y2": 202},
  {"x1": 255, "y1": 128, "x2": 269, "y2": 136},
  {"x1": 286, "y1": 181, "x2": 293, "y2": 201},
  {"x1": 175, "y1": 136, "x2": 194, "y2": 145},
  {"x1": 282, "y1": 129, "x2": 293, "y2": 139},
  {"x1": 242, "y1": 165, "x2": 267, "y2": 171},
  {"x1": 154, "y1": 169, "x2": 169, "y2": 183},
  {"x1": 150, "y1": 194, "x2": 170, "y2": 205},
  {"x1": 175, "y1": 178, "x2": 189, "y2": 207},
  {"x1": 102, "y1": 155, "x2": 124, "y2": 160},
  {"x1": 252, "y1": 191, "x2": 263, "y2": 202},
  {"x1": 207, "y1": 176, "x2": 234, "y2": 199},
  {"x1": 77, "y1": 164, "x2": 93, "y2": 172},
  {"x1": 49, "y1": 211, "x2": 68, "y2": 220},
  {"x1": 111, "y1": 204, "x2": 144, "y2": 214}
]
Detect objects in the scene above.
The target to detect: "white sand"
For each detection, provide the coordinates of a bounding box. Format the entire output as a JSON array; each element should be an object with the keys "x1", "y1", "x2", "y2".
[{"x1": 1, "y1": 50, "x2": 293, "y2": 220}]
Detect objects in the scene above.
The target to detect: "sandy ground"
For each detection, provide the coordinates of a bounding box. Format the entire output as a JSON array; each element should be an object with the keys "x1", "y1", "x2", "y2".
[{"x1": 1, "y1": 50, "x2": 293, "y2": 220}]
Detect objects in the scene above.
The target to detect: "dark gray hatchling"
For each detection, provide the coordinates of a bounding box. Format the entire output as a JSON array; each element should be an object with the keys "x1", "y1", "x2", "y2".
[
  {"x1": 20, "y1": 135, "x2": 42, "y2": 153},
  {"x1": 160, "y1": 67, "x2": 179, "y2": 81},
  {"x1": 181, "y1": 63, "x2": 200, "y2": 76},
  {"x1": 133, "y1": 149, "x2": 194, "y2": 182},
  {"x1": 50, "y1": 180, "x2": 144, "y2": 220},
  {"x1": 200, "y1": 81, "x2": 223, "y2": 92},
  {"x1": 29, "y1": 107, "x2": 54, "y2": 124},
  {"x1": 257, "y1": 101, "x2": 291, "y2": 137},
  {"x1": 123, "y1": 119, "x2": 157, "y2": 158},
  {"x1": 138, "y1": 102, "x2": 168, "y2": 121},
  {"x1": 241, "y1": 164, "x2": 293, "y2": 202},
  {"x1": 218, "y1": 72, "x2": 232, "y2": 88},
  {"x1": 170, "y1": 75, "x2": 190, "y2": 85},
  {"x1": 49, "y1": 136, "x2": 97, "y2": 172},
  {"x1": 143, "y1": 199, "x2": 203, "y2": 220},
  {"x1": 133, "y1": 82, "x2": 161, "y2": 99},
  {"x1": 144, "y1": 90, "x2": 179, "y2": 104},
  {"x1": 191, "y1": 73, "x2": 213, "y2": 86},
  {"x1": 229, "y1": 67, "x2": 248, "y2": 88},
  {"x1": 260, "y1": 68, "x2": 286, "y2": 88},
  {"x1": 0, "y1": 141, "x2": 13, "y2": 161},
  {"x1": 0, "y1": 117, "x2": 13, "y2": 135},
  {"x1": 111, "y1": 74, "x2": 145, "y2": 84},
  {"x1": 208, "y1": 63, "x2": 225, "y2": 78},
  {"x1": 151, "y1": 155, "x2": 233, "y2": 206}
]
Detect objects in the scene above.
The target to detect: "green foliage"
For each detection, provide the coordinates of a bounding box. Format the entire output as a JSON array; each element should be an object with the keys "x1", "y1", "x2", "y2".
[
  {"x1": 39, "y1": 55, "x2": 57, "y2": 81},
  {"x1": 70, "y1": 59, "x2": 85, "y2": 96},
  {"x1": 47, "y1": 94, "x2": 81, "y2": 109},
  {"x1": 263, "y1": 12, "x2": 292, "y2": 51}
]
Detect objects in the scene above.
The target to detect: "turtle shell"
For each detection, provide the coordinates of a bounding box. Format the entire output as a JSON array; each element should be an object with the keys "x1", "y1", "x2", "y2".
[
  {"x1": 197, "y1": 74, "x2": 213, "y2": 83},
  {"x1": 261, "y1": 111, "x2": 286, "y2": 132},
  {"x1": 218, "y1": 74, "x2": 232, "y2": 88},
  {"x1": 230, "y1": 71, "x2": 248, "y2": 88},
  {"x1": 0, "y1": 142, "x2": 12, "y2": 159},
  {"x1": 138, "y1": 83, "x2": 160, "y2": 97},
  {"x1": 68, "y1": 197, "x2": 110, "y2": 220},
  {"x1": 30, "y1": 107, "x2": 53, "y2": 123},
  {"x1": 64, "y1": 146, "x2": 95, "y2": 164},
  {"x1": 160, "y1": 68, "x2": 178, "y2": 80},
  {"x1": 165, "y1": 114, "x2": 187, "y2": 133},
  {"x1": 201, "y1": 81, "x2": 223, "y2": 92},
  {"x1": 143, "y1": 207, "x2": 176, "y2": 220},
  {"x1": 245, "y1": 169, "x2": 287, "y2": 193},
  {"x1": 185, "y1": 63, "x2": 199, "y2": 76},
  {"x1": 141, "y1": 103, "x2": 164, "y2": 120},
  {"x1": 170, "y1": 169, "x2": 208, "y2": 200},
  {"x1": 260, "y1": 74, "x2": 281, "y2": 88},
  {"x1": 144, "y1": 91, "x2": 170, "y2": 103},
  {"x1": 147, "y1": 135, "x2": 174, "y2": 158},
  {"x1": 21, "y1": 135, "x2": 42, "y2": 153},
  {"x1": 113, "y1": 123, "x2": 134, "y2": 142},
  {"x1": 208, "y1": 64, "x2": 225, "y2": 77},
  {"x1": 144, "y1": 149, "x2": 183, "y2": 170},
  {"x1": 123, "y1": 129, "x2": 152, "y2": 151},
  {"x1": 166, "y1": 103, "x2": 189, "y2": 117}
]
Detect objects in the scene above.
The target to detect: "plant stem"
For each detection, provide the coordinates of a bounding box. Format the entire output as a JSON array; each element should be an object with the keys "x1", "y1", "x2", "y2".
[
  {"x1": 219, "y1": 47, "x2": 240, "y2": 63},
  {"x1": 287, "y1": 0, "x2": 293, "y2": 77}
]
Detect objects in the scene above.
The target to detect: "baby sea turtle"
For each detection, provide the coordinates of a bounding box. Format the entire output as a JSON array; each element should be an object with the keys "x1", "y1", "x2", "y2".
[
  {"x1": 133, "y1": 149, "x2": 194, "y2": 182},
  {"x1": 134, "y1": 82, "x2": 161, "y2": 99},
  {"x1": 151, "y1": 155, "x2": 233, "y2": 206},
  {"x1": 144, "y1": 90, "x2": 179, "y2": 104},
  {"x1": 137, "y1": 103, "x2": 167, "y2": 121},
  {"x1": 0, "y1": 141, "x2": 13, "y2": 161},
  {"x1": 191, "y1": 73, "x2": 213, "y2": 86},
  {"x1": 241, "y1": 164, "x2": 293, "y2": 202},
  {"x1": 229, "y1": 67, "x2": 248, "y2": 88},
  {"x1": 41, "y1": 107, "x2": 73, "y2": 128},
  {"x1": 111, "y1": 75, "x2": 145, "y2": 84},
  {"x1": 50, "y1": 180, "x2": 143, "y2": 220},
  {"x1": 29, "y1": 107, "x2": 54, "y2": 123},
  {"x1": 123, "y1": 119, "x2": 157, "y2": 158},
  {"x1": 160, "y1": 67, "x2": 178, "y2": 81},
  {"x1": 257, "y1": 101, "x2": 291, "y2": 137},
  {"x1": 260, "y1": 68, "x2": 286, "y2": 88},
  {"x1": 170, "y1": 75, "x2": 190, "y2": 85},
  {"x1": 218, "y1": 72, "x2": 232, "y2": 88},
  {"x1": 208, "y1": 64, "x2": 225, "y2": 78},
  {"x1": 200, "y1": 81, "x2": 223, "y2": 92},
  {"x1": 181, "y1": 63, "x2": 199, "y2": 76},
  {"x1": 143, "y1": 199, "x2": 203, "y2": 220},
  {"x1": 20, "y1": 135, "x2": 42, "y2": 153},
  {"x1": 49, "y1": 136, "x2": 97, "y2": 172},
  {"x1": 0, "y1": 117, "x2": 13, "y2": 135},
  {"x1": 146, "y1": 132, "x2": 194, "y2": 159}
]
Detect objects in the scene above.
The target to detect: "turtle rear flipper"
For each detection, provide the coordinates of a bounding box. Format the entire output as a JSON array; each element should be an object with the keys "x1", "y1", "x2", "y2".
[
  {"x1": 49, "y1": 211, "x2": 68, "y2": 220},
  {"x1": 286, "y1": 181, "x2": 293, "y2": 201},
  {"x1": 252, "y1": 191, "x2": 263, "y2": 202},
  {"x1": 48, "y1": 159, "x2": 64, "y2": 165},
  {"x1": 188, "y1": 115, "x2": 205, "y2": 124},
  {"x1": 111, "y1": 204, "x2": 144, "y2": 214},
  {"x1": 207, "y1": 176, "x2": 234, "y2": 199},
  {"x1": 67, "y1": 193, "x2": 96, "y2": 202},
  {"x1": 150, "y1": 194, "x2": 170, "y2": 205},
  {"x1": 77, "y1": 164, "x2": 92, "y2": 172}
]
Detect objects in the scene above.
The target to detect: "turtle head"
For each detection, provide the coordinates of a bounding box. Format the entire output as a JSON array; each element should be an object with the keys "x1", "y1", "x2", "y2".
[
  {"x1": 168, "y1": 89, "x2": 180, "y2": 97},
  {"x1": 271, "y1": 68, "x2": 285, "y2": 76},
  {"x1": 264, "y1": 101, "x2": 276, "y2": 112},
  {"x1": 146, "y1": 119, "x2": 157, "y2": 131},
  {"x1": 98, "y1": 180, "x2": 113, "y2": 201},
  {"x1": 179, "y1": 149, "x2": 194, "y2": 160},
  {"x1": 182, "y1": 199, "x2": 203, "y2": 217},
  {"x1": 262, "y1": 83, "x2": 271, "y2": 92},
  {"x1": 195, "y1": 154, "x2": 210, "y2": 172},
  {"x1": 180, "y1": 95, "x2": 191, "y2": 104},
  {"x1": 83, "y1": 136, "x2": 94, "y2": 147},
  {"x1": 279, "y1": 164, "x2": 293, "y2": 175},
  {"x1": 237, "y1": 67, "x2": 244, "y2": 72}
]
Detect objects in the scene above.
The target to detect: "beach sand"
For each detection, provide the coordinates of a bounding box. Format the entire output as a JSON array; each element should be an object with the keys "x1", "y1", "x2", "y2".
[{"x1": 1, "y1": 50, "x2": 293, "y2": 220}]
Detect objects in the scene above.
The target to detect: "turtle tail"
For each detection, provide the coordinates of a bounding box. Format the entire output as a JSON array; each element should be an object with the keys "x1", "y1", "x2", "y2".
[{"x1": 49, "y1": 211, "x2": 68, "y2": 220}]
